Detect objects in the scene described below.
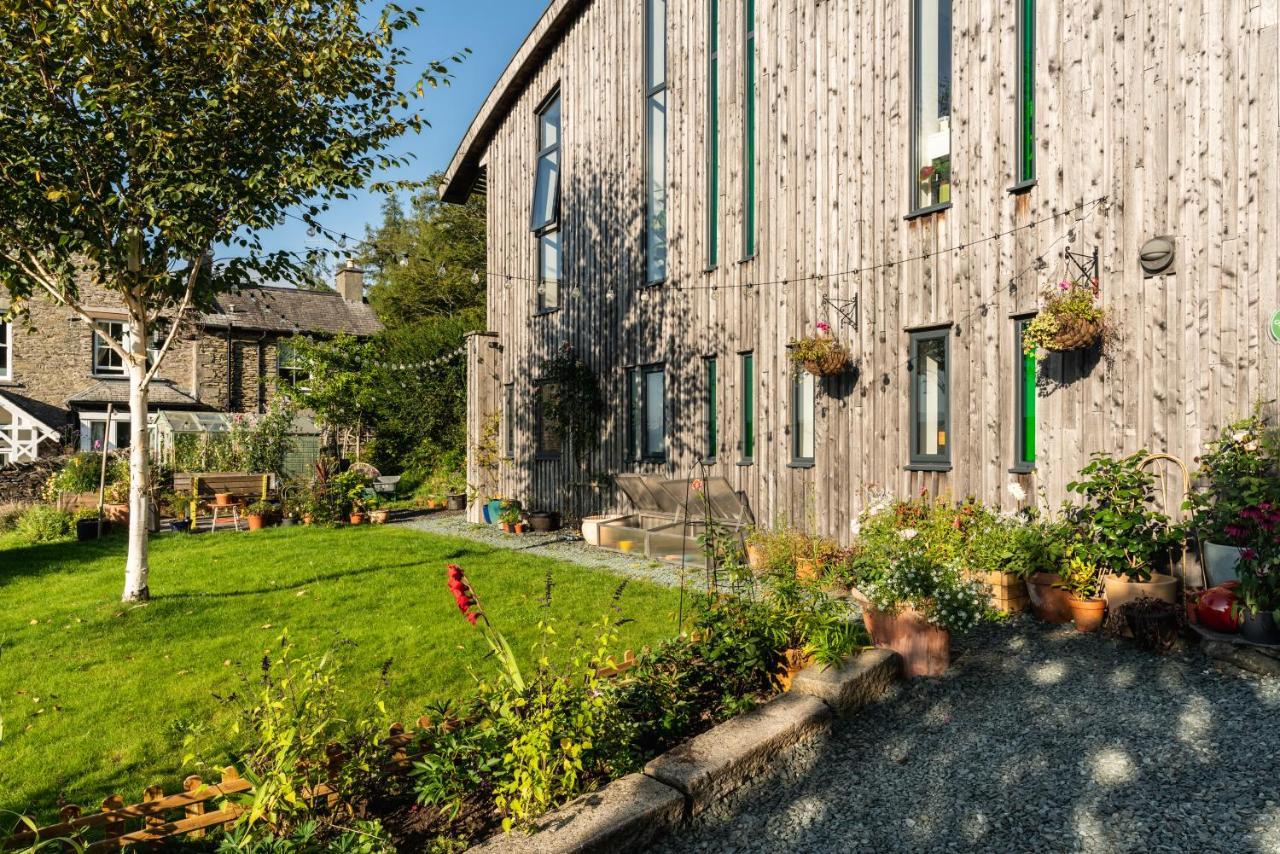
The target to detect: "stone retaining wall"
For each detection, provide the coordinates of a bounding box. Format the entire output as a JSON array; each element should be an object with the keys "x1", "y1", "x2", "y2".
[{"x1": 0, "y1": 456, "x2": 67, "y2": 503}]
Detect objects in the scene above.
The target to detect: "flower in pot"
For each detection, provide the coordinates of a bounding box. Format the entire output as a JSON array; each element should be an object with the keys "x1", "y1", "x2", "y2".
[
  {"x1": 1231, "y1": 505, "x2": 1280, "y2": 645},
  {"x1": 1185, "y1": 412, "x2": 1280, "y2": 587},
  {"x1": 851, "y1": 548, "x2": 990, "y2": 677},
  {"x1": 788, "y1": 321, "x2": 851, "y2": 377},
  {"x1": 213, "y1": 491, "x2": 235, "y2": 507},
  {"x1": 1065, "y1": 451, "x2": 1181, "y2": 608},
  {"x1": 1022, "y1": 277, "x2": 1107, "y2": 355},
  {"x1": 368, "y1": 497, "x2": 390, "y2": 525},
  {"x1": 498, "y1": 499, "x2": 522, "y2": 533},
  {"x1": 245, "y1": 500, "x2": 273, "y2": 531},
  {"x1": 1058, "y1": 550, "x2": 1106, "y2": 633}
]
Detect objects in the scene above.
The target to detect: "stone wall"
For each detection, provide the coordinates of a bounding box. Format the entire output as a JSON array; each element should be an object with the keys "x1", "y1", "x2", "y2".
[{"x1": 0, "y1": 455, "x2": 65, "y2": 503}]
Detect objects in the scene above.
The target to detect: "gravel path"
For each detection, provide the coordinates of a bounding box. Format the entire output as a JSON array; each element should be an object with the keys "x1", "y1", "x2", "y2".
[
  {"x1": 655, "y1": 620, "x2": 1280, "y2": 854},
  {"x1": 396, "y1": 512, "x2": 690, "y2": 588}
]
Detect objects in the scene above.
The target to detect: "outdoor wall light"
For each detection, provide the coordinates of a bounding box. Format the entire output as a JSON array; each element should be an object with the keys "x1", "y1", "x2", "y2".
[{"x1": 1139, "y1": 235, "x2": 1176, "y2": 277}]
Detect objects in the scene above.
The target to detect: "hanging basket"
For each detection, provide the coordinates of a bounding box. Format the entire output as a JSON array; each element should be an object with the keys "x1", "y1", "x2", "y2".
[
  {"x1": 802, "y1": 344, "x2": 851, "y2": 377},
  {"x1": 1046, "y1": 315, "x2": 1103, "y2": 352}
]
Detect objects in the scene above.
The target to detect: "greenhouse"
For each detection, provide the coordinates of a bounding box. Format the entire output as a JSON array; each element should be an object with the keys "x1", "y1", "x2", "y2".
[{"x1": 150, "y1": 409, "x2": 323, "y2": 478}]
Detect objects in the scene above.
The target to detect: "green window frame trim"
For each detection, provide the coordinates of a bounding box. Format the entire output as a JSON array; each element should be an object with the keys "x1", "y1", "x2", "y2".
[
  {"x1": 742, "y1": 0, "x2": 756, "y2": 259},
  {"x1": 790, "y1": 369, "x2": 815, "y2": 467},
  {"x1": 704, "y1": 356, "x2": 718, "y2": 461},
  {"x1": 1015, "y1": 0, "x2": 1036, "y2": 186},
  {"x1": 738, "y1": 350, "x2": 755, "y2": 464},
  {"x1": 1013, "y1": 317, "x2": 1037, "y2": 471},
  {"x1": 707, "y1": 0, "x2": 720, "y2": 269},
  {"x1": 907, "y1": 326, "x2": 952, "y2": 471}
]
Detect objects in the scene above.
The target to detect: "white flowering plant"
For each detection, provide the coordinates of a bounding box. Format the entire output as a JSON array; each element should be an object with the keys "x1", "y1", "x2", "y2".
[{"x1": 858, "y1": 550, "x2": 991, "y2": 632}]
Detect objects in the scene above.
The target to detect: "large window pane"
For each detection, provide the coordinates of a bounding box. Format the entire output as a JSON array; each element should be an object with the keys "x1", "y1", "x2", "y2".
[
  {"x1": 705, "y1": 357, "x2": 718, "y2": 460},
  {"x1": 1018, "y1": 0, "x2": 1036, "y2": 182},
  {"x1": 743, "y1": 0, "x2": 756, "y2": 256},
  {"x1": 792, "y1": 371, "x2": 815, "y2": 463},
  {"x1": 539, "y1": 228, "x2": 561, "y2": 310},
  {"x1": 0, "y1": 321, "x2": 9, "y2": 379},
  {"x1": 910, "y1": 331, "x2": 950, "y2": 464},
  {"x1": 1016, "y1": 318, "x2": 1037, "y2": 467},
  {"x1": 643, "y1": 368, "x2": 665, "y2": 458},
  {"x1": 93, "y1": 321, "x2": 127, "y2": 376},
  {"x1": 912, "y1": 0, "x2": 952, "y2": 210},
  {"x1": 740, "y1": 351, "x2": 754, "y2": 462},
  {"x1": 537, "y1": 384, "x2": 562, "y2": 457},
  {"x1": 647, "y1": 0, "x2": 666, "y2": 90},
  {"x1": 707, "y1": 0, "x2": 719, "y2": 267},
  {"x1": 531, "y1": 151, "x2": 560, "y2": 231},
  {"x1": 646, "y1": 91, "x2": 668, "y2": 284}
]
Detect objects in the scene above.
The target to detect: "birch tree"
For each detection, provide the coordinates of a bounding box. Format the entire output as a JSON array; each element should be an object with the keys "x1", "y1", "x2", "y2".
[{"x1": 0, "y1": 0, "x2": 460, "y2": 601}]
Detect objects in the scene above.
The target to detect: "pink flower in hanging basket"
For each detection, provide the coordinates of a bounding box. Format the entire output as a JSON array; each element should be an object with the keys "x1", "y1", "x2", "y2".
[{"x1": 815, "y1": 321, "x2": 831, "y2": 334}]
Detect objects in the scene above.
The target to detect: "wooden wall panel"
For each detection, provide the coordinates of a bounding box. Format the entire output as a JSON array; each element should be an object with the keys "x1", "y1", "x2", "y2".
[{"x1": 463, "y1": 0, "x2": 1280, "y2": 542}]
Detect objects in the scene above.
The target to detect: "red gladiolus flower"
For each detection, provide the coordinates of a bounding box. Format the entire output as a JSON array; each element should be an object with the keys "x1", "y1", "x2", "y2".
[{"x1": 466, "y1": 612, "x2": 479, "y2": 625}]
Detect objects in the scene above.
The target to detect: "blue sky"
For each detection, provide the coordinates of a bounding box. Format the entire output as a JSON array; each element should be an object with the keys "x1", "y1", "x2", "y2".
[{"x1": 256, "y1": 0, "x2": 546, "y2": 261}]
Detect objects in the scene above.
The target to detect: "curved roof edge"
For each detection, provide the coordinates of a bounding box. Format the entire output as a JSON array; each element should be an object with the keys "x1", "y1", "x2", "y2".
[{"x1": 440, "y1": 0, "x2": 588, "y2": 204}]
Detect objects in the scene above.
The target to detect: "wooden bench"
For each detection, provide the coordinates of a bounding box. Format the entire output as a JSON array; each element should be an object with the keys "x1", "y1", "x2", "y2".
[{"x1": 172, "y1": 473, "x2": 276, "y2": 520}]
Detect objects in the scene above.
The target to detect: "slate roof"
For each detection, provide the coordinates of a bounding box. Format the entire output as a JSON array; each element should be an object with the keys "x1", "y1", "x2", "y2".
[
  {"x1": 200, "y1": 286, "x2": 383, "y2": 336},
  {"x1": 66, "y1": 379, "x2": 203, "y2": 410}
]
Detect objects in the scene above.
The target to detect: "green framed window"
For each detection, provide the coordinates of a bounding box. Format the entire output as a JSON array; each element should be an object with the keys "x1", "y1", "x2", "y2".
[
  {"x1": 704, "y1": 356, "x2": 718, "y2": 461},
  {"x1": 1015, "y1": 318, "x2": 1037, "y2": 469},
  {"x1": 911, "y1": 0, "x2": 952, "y2": 211},
  {"x1": 1017, "y1": 0, "x2": 1036, "y2": 183},
  {"x1": 739, "y1": 351, "x2": 754, "y2": 463},
  {"x1": 742, "y1": 0, "x2": 756, "y2": 258},
  {"x1": 628, "y1": 364, "x2": 667, "y2": 461},
  {"x1": 790, "y1": 370, "x2": 815, "y2": 466},
  {"x1": 646, "y1": 0, "x2": 668, "y2": 284},
  {"x1": 908, "y1": 328, "x2": 951, "y2": 469},
  {"x1": 707, "y1": 0, "x2": 720, "y2": 268}
]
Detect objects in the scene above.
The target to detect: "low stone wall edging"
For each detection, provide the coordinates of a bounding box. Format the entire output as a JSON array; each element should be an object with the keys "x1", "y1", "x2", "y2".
[{"x1": 469, "y1": 648, "x2": 901, "y2": 853}]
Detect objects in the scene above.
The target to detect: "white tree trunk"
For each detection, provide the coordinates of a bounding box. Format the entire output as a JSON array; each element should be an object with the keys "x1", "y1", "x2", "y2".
[{"x1": 123, "y1": 332, "x2": 151, "y2": 603}]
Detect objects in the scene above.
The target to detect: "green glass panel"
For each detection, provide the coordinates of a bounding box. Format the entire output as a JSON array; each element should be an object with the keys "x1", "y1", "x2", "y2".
[
  {"x1": 1019, "y1": 0, "x2": 1035, "y2": 181},
  {"x1": 742, "y1": 352, "x2": 754, "y2": 460},
  {"x1": 706, "y1": 358, "x2": 718, "y2": 459}
]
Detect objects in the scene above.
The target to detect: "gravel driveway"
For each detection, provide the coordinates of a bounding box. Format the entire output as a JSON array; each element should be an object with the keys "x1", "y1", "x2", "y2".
[{"x1": 655, "y1": 620, "x2": 1280, "y2": 854}]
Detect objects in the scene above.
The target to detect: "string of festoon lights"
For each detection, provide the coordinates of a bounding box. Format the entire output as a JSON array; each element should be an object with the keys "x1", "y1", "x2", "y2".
[{"x1": 279, "y1": 195, "x2": 1111, "y2": 308}]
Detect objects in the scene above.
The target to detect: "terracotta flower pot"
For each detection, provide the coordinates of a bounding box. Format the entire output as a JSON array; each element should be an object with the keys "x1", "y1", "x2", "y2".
[
  {"x1": 856, "y1": 594, "x2": 950, "y2": 678},
  {"x1": 349, "y1": 512, "x2": 365, "y2": 525},
  {"x1": 501, "y1": 522, "x2": 515, "y2": 533},
  {"x1": 1069, "y1": 596, "x2": 1106, "y2": 633},
  {"x1": 1103, "y1": 573, "x2": 1178, "y2": 609},
  {"x1": 796, "y1": 557, "x2": 821, "y2": 582},
  {"x1": 515, "y1": 522, "x2": 529, "y2": 534},
  {"x1": 302, "y1": 514, "x2": 314, "y2": 526},
  {"x1": 370, "y1": 509, "x2": 390, "y2": 525},
  {"x1": 247, "y1": 513, "x2": 267, "y2": 531},
  {"x1": 1026, "y1": 572, "x2": 1074, "y2": 623},
  {"x1": 213, "y1": 492, "x2": 234, "y2": 507}
]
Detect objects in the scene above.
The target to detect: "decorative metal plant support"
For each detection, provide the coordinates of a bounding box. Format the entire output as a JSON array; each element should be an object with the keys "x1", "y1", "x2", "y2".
[{"x1": 1139, "y1": 452, "x2": 1193, "y2": 588}]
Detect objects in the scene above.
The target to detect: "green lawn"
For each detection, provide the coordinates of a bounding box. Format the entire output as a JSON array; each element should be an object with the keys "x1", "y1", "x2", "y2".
[{"x1": 0, "y1": 525, "x2": 681, "y2": 821}]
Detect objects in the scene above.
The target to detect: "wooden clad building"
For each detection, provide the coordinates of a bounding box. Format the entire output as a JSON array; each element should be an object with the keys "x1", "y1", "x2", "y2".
[{"x1": 442, "y1": 0, "x2": 1280, "y2": 538}]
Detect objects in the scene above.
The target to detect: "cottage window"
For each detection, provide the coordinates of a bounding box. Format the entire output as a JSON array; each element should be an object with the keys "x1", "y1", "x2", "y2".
[
  {"x1": 739, "y1": 351, "x2": 754, "y2": 463},
  {"x1": 646, "y1": 0, "x2": 668, "y2": 284},
  {"x1": 92, "y1": 321, "x2": 128, "y2": 377},
  {"x1": 742, "y1": 0, "x2": 757, "y2": 257},
  {"x1": 532, "y1": 92, "x2": 562, "y2": 311},
  {"x1": 0, "y1": 321, "x2": 10, "y2": 380},
  {"x1": 706, "y1": 0, "x2": 720, "y2": 268},
  {"x1": 791, "y1": 370, "x2": 815, "y2": 466},
  {"x1": 80, "y1": 414, "x2": 131, "y2": 451},
  {"x1": 909, "y1": 328, "x2": 951, "y2": 469},
  {"x1": 1014, "y1": 317, "x2": 1037, "y2": 470},
  {"x1": 277, "y1": 340, "x2": 310, "y2": 389},
  {"x1": 704, "y1": 356, "x2": 718, "y2": 461},
  {"x1": 536, "y1": 383, "x2": 562, "y2": 458},
  {"x1": 911, "y1": 0, "x2": 952, "y2": 211},
  {"x1": 1016, "y1": 0, "x2": 1036, "y2": 184},
  {"x1": 628, "y1": 364, "x2": 666, "y2": 462}
]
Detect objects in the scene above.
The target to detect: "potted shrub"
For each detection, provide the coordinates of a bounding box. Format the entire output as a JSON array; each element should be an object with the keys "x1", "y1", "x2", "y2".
[
  {"x1": 1058, "y1": 551, "x2": 1106, "y2": 633},
  {"x1": 1186, "y1": 413, "x2": 1280, "y2": 587},
  {"x1": 795, "y1": 533, "x2": 838, "y2": 582},
  {"x1": 788, "y1": 321, "x2": 850, "y2": 377},
  {"x1": 1231, "y1": 505, "x2": 1280, "y2": 644},
  {"x1": 245, "y1": 500, "x2": 273, "y2": 531},
  {"x1": 498, "y1": 499, "x2": 522, "y2": 534},
  {"x1": 1022, "y1": 276, "x2": 1107, "y2": 355},
  {"x1": 850, "y1": 549, "x2": 990, "y2": 678},
  {"x1": 1064, "y1": 451, "x2": 1181, "y2": 609}
]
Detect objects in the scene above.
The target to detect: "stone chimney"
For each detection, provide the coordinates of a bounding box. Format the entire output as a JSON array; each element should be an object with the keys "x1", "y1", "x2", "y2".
[{"x1": 335, "y1": 260, "x2": 365, "y2": 303}]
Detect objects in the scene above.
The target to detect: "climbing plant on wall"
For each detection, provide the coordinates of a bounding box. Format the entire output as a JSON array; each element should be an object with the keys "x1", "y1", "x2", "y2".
[{"x1": 535, "y1": 343, "x2": 604, "y2": 466}]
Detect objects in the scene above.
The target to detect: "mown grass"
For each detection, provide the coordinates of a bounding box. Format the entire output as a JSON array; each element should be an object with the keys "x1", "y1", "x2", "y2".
[{"x1": 0, "y1": 524, "x2": 681, "y2": 820}]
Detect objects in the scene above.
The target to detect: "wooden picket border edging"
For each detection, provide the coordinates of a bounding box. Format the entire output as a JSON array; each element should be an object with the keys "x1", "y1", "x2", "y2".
[{"x1": 3, "y1": 651, "x2": 638, "y2": 851}]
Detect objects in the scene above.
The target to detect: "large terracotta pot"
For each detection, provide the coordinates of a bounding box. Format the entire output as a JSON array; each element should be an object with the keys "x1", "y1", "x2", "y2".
[
  {"x1": 855, "y1": 593, "x2": 950, "y2": 678},
  {"x1": 1069, "y1": 596, "x2": 1106, "y2": 633},
  {"x1": 213, "y1": 492, "x2": 234, "y2": 507},
  {"x1": 247, "y1": 513, "x2": 267, "y2": 531},
  {"x1": 1026, "y1": 572, "x2": 1073, "y2": 623},
  {"x1": 1103, "y1": 573, "x2": 1178, "y2": 609},
  {"x1": 348, "y1": 512, "x2": 366, "y2": 525}
]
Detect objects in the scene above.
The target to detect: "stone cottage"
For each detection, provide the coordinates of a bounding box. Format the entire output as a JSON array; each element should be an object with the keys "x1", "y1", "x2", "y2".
[{"x1": 0, "y1": 262, "x2": 380, "y2": 463}]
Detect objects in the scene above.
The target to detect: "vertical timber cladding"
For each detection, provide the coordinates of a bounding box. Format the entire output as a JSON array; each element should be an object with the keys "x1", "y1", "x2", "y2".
[{"x1": 456, "y1": 0, "x2": 1280, "y2": 540}]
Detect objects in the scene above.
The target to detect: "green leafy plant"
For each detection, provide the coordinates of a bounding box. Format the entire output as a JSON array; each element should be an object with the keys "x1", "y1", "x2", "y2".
[
  {"x1": 246, "y1": 500, "x2": 274, "y2": 517},
  {"x1": 787, "y1": 321, "x2": 849, "y2": 376},
  {"x1": 213, "y1": 818, "x2": 395, "y2": 853},
  {"x1": 1065, "y1": 451, "x2": 1180, "y2": 582},
  {"x1": 535, "y1": 343, "x2": 605, "y2": 465},
  {"x1": 497, "y1": 500, "x2": 522, "y2": 526},
  {"x1": 1230, "y1": 505, "x2": 1280, "y2": 621},
  {"x1": 1185, "y1": 411, "x2": 1280, "y2": 545},
  {"x1": 12, "y1": 506, "x2": 75, "y2": 545}
]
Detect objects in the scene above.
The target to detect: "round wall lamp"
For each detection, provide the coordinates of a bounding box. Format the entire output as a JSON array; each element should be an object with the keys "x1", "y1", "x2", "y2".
[{"x1": 1139, "y1": 235, "x2": 1176, "y2": 277}]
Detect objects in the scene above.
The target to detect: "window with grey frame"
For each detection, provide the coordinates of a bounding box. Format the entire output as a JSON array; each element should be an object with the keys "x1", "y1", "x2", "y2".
[
  {"x1": 627, "y1": 364, "x2": 666, "y2": 461},
  {"x1": 908, "y1": 328, "x2": 951, "y2": 469},
  {"x1": 531, "y1": 92, "x2": 562, "y2": 311},
  {"x1": 704, "y1": 356, "x2": 718, "y2": 461},
  {"x1": 92, "y1": 320, "x2": 128, "y2": 376},
  {"x1": 0, "y1": 320, "x2": 10, "y2": 380},
  {"x1": 790, "y1": 369, "x2": 814, "y2": 465},
  {"x1": 911, "y1": 0, "x2": 952, "y2": 211},
  {"x1": 645, "y1": 0, "x2": 668, "y2": 284},
  {"x1": 503, "y1": 383, "x2": 516, "y2": 459}
]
